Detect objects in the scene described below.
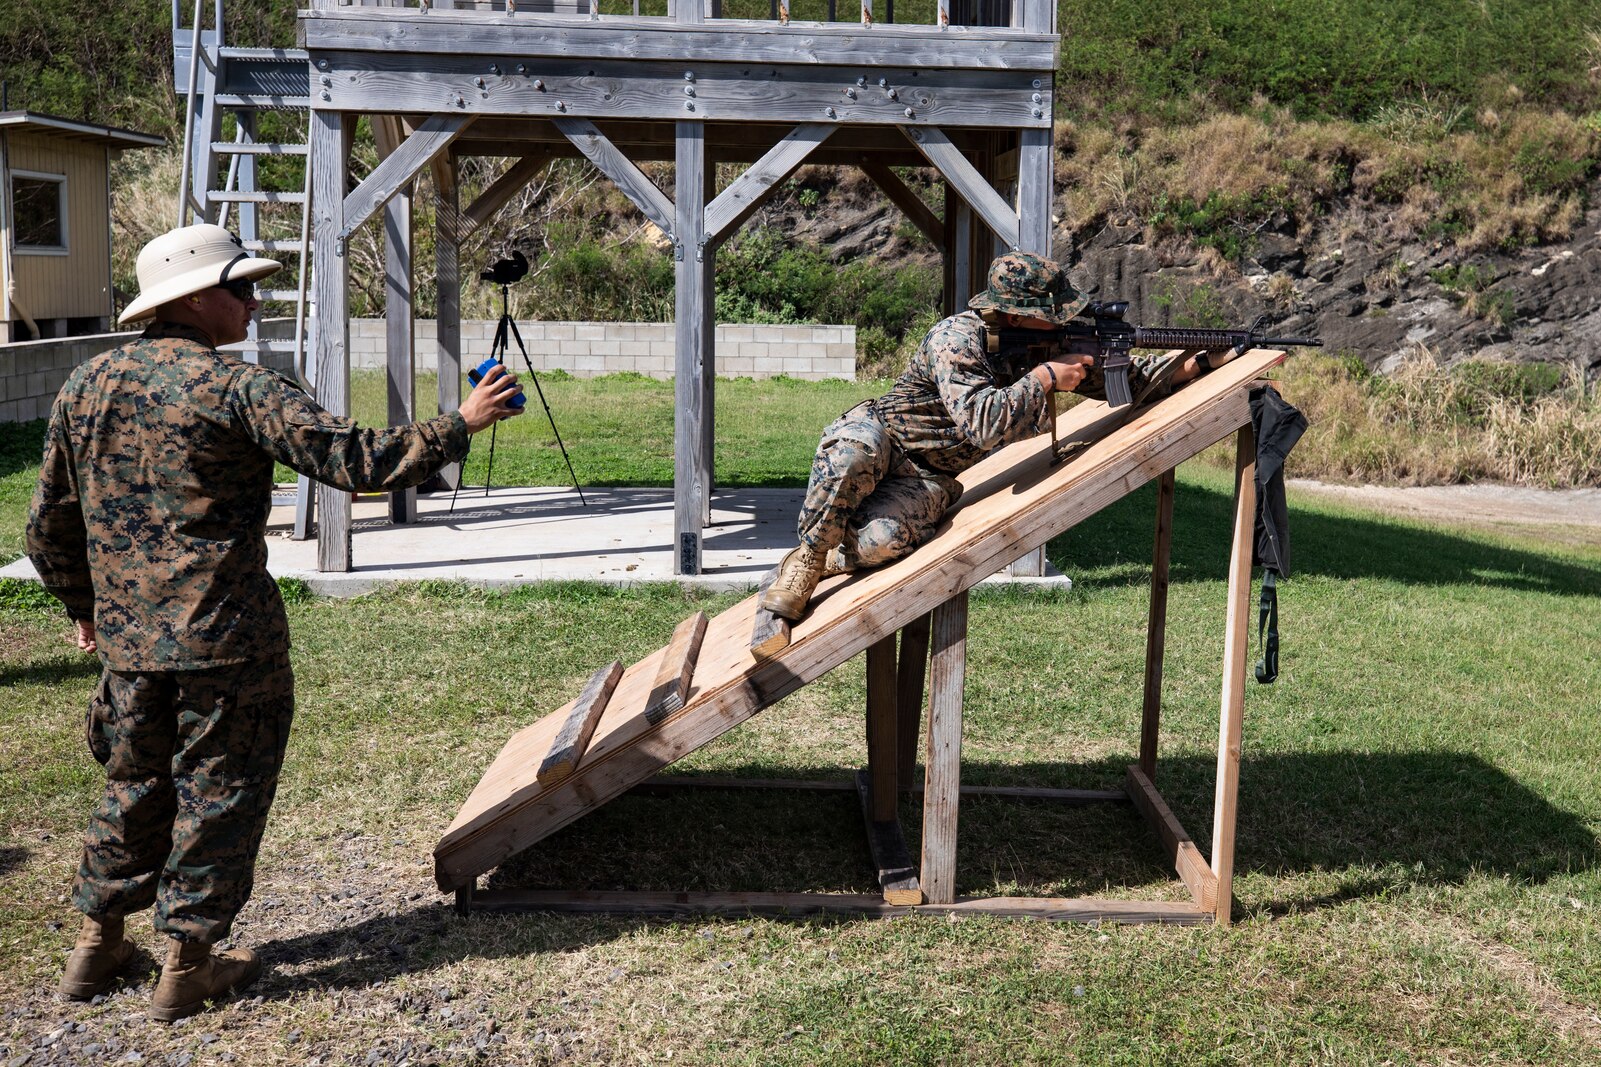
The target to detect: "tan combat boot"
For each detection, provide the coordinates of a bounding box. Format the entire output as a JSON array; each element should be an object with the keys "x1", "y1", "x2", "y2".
[
  {"x1": 59, "y1": 914, "x2": 136, "y2": 999},
  {"x1": 150, "y1": 939, "x2": 261, "y2": 1023},
  {"x1": 760, "y1": 543, "x2": 829, "y2": 621}
]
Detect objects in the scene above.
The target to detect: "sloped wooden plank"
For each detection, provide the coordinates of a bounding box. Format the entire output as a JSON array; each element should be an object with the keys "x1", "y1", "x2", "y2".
[{"x1": 433, "y1": 351, "x2": 1283, "y2": 891}]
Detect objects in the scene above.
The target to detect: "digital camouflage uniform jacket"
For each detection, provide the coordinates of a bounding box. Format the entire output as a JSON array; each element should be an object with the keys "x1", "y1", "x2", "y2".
[
  {"x1": 26, "y1": 323, "x2": 469, "y2": 671},
  {"x1": 873, "y1": 311, "x2": 1051, "y2": 474}
]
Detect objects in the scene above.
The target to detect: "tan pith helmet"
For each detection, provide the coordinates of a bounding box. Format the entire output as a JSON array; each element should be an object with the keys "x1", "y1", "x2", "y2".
[
  {"x1": 967, "y1": 251, "x2": 1090, "y2": 325},
  {"x1": 118, "y1": 224, "x2": 281, "y2": 326}
]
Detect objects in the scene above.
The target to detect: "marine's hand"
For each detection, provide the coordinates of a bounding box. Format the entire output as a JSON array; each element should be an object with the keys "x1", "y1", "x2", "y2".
[
  {"x1": 74, "y1": 619, "x2": 97, "y2": 654},
  {"x1": 1032, "y1": 356, "x2": 1094, "y2": 393},
  {"x1": 459, "y1": 364, "x2": 525, "y2": 433}
]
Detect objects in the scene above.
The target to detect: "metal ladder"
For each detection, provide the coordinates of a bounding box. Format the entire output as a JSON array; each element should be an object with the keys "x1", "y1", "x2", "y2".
[{"x1": 173, "y1": 0, "x2": 318, "y2": 537}]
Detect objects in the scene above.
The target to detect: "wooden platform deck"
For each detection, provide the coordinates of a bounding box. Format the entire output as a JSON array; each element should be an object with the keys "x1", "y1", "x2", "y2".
[{"x1": 434, "y1": 348, "x2": 1284, "y2": 895}]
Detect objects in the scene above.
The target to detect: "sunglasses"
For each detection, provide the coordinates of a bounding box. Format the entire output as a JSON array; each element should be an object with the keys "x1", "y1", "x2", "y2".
[{"x1": 215, "y1": 279, "x2": 256, "y2": 302}]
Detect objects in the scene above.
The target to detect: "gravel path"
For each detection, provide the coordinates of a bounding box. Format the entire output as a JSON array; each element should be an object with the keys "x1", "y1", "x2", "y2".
[{"x1": 1289, "y1": 480, "x2": 1601, "y2": 543}]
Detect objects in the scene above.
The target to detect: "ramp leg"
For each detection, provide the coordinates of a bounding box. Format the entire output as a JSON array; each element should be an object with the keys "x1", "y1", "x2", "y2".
[
  {"x1": 865, "y1": 634, "x2": 899, "y2": 821},
  {"x1": 1139, "y1": 469, "x2": 1176, "y2": 779},
  {"x1": 920, "y1": 589, "x2": 968, "y2": 905},
  {"x1": 896, "y1": 612, "x2": 931, "y2": 786},
  {"x1": 1211, "y1": 427, "x2": 1257, "y2": 926}
]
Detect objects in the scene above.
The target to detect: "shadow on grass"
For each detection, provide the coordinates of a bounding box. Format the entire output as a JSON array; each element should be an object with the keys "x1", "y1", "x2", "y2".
[
  {"x1": 1048, "y1": 476, "x2": 1601, "y2": 597},
  {"x1": 0, "y1": 419, "x2": 46, "y2": 481},
  {"x1": 0, "y1": 656, "x2": 101, "y2": 688},
  {"x1": 0, "y1": 845, "x2": 29, "y2": 876},
  {"x1": 251, "y1": 750, "x2": 1594, "y2": 995}
]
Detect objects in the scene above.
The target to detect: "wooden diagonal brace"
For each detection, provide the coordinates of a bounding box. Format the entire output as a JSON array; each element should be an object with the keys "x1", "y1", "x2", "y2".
[
  {"x1": 900, "y1": 124, "x2": 1019, "y2": 251},
  {"x1": 463, "y1": 153, "x2": 551, "y2": 239},
  {"x1": 859, "y1": 160, "x2": 943, "y2": 251},
  {"x1": 703, "y1": 123, "x2": 837, "y2": 246},
  {"x1": 554, "y1": 117, "x2": 676, "y2": 241},
  {"x1": 340, "y1": 113, "x2": 476, "y2": 247}
]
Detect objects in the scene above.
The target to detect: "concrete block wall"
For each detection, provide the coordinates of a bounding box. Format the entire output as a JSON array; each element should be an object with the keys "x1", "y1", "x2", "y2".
[
  {"x1": 0, "y1": 331, "x2": 135, "y2": 424},
  {"x1": 346, "y1": 320, "x2": 856, "y2": 380},
  {"x1": 0, "y1": 320, "x2": 853, "y2": 423}
]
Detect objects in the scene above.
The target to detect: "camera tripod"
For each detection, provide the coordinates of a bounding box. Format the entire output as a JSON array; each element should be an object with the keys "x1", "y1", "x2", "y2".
[{"x1": 450, "y1": 280, "x2": 586, "y2": 513}]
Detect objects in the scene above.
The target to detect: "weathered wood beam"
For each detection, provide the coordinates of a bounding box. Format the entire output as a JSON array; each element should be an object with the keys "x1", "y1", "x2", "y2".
[
  {"x1": 704, "y1": 123, "x2": 836, "y2": 245},
  {"x1": 538, "y1": 661, "x2": 624, "y2": 785},
  {"x1": 312, "y1": 110, "x2": 353, "y2": 572},
  {"x1": 920, "y1": 588, "x2": 968, "y2": 906},
  {"x1": 644, "y1": 612, "x2": 709, "y2": 725},
  {"x1": 1139, "y1": 469, "x2": 1176, "y2": 778},
  {"x1": 554, "y1": 117, "x2": 676, "y2": 240},
  {"x1": 302, "y1": 13, "x2": 1059, "y2": 71},
  {"x1": 903, "y1": 125, "x2": 1018, "y2": 250},
  {"x1": 432, "y1": 152, "x2": 463, "y2": 490},
  {"x1": 341, "y1": 113, "x2": 476, "y2": 245},
  {"x1": 384, "y1": 186, "x2": 416, "y2": 524},
  {"x1": 371, "y1": 114, "x2": 405, "y2": 160},
  {"x1": 461, "y1": 152, "x2": 550, "y2": 238},
  {"x1": 1124, "y1": 765, "x2": 1218, "y2": 911},
  {"x1": 854, "y1": 771, "x2": 921, "y2": 906},
  {"x1": 465, "y1": 888, "x2": 1211, "y2": 923},
  {"x1": 311, "y1": 52, "x2": 1049, "y2": 130},
  {"x1": 859, "y1": 160, "x2": 943, "y2": 251},
  {"x1": 674, "y1": 121, "x2": 708, "y2": 574},
  {"x1": 1212, "y1": 426, "x2": 1258, "y2": 926}
]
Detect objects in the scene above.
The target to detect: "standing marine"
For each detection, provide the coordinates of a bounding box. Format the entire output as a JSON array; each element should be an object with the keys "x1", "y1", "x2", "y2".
[
  {"x1": 759, "y1": 251, "x2": 1204, "y2": 621},
  {"x1": 26, "y1": 223, "x2": 524, "y2": 1020}
]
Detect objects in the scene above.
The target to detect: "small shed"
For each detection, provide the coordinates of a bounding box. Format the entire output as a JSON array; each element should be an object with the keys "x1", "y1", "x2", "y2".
[{"x1": 0, "y1": 111, "x2": 165, "y2": 342}]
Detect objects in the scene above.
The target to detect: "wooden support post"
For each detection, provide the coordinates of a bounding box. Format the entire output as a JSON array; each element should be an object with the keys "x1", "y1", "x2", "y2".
[
  {"x1": 311, "y1": 110, "x2": 353, "y2": 572},
  {"x1": 433, "y1": 153, "x2": 462, "y2": 490},
  {"x1": 1211, "y1": 426, "x2": 1257, "y2": 926},
  {"x1": 645, "y1": 611, "x2": 709, "y2": 724},
  {"x1": 674, "y1": 121, "x2": 708, "y2": 574},
  {"x1": 701, "y1": 163, "x2": 716, "y2": 527},
  {"x1": 920, "y1": 588, "x2": 968, "y2": 905},
  {"x1": 1007, "y1": 125, "x2": 1053, "y2": 576},
  {"x1": 896, "y1": 612, "x2": 931, "y2": 785},
  {"x1": 384, "y1": 185, "x2": 416, "y2": 523},
  {"x1": 865, "y1": 633, "x2": 899, "y2": 821},
  {"x1": 538, "y1": 661, "x2": 624, "y2": 784},
  {"x1": 941, "y1": 182, "x2": 972, "y2": 317},
  {"x1": 1139, "y1": 468, "x2": 1176, "y2": 778}
]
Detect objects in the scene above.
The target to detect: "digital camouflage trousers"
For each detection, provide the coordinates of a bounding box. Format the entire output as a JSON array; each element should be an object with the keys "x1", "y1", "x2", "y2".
[
  {"x1": 798, "y1": 403, "x2": 963, "y2": 573},
  {"x1": 73, "y1": 652, "x2": 294, "y2": 944}
]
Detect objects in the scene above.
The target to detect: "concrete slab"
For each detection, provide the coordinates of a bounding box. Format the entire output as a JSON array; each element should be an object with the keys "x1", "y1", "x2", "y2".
[{"x1": 2, "y1": 486, "x2": 1072, "y2": 597}]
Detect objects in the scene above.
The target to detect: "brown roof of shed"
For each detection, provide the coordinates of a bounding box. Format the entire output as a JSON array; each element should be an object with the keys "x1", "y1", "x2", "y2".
[{"x1": 0, "y1": 111, "x2": 165, "y2": 150}]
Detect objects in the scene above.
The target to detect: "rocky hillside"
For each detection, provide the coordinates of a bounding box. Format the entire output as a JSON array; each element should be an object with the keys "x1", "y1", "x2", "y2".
[{"x1": 753, "y1": 166, "x2": 1601, "y2": 383}]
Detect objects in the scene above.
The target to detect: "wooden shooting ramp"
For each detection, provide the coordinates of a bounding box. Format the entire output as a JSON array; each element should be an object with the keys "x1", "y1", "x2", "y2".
[{"x1": 436, "y1": 350, "x2": 1284, "y2": 925}]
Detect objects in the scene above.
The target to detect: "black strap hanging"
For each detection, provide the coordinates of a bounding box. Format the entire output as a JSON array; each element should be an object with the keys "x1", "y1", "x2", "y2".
[{"x1": 1254, "y1": 569, "x2": 1280, "y2": 684}]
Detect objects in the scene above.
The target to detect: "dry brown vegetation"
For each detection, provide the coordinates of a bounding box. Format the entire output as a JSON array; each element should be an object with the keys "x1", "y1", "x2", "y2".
[
  {"x1": 1057, "y1": 103, "x2": 1599, "y2": 254},
  {"x1": 1268, "y1": 352, "x2": 1601, "y2": 488}
]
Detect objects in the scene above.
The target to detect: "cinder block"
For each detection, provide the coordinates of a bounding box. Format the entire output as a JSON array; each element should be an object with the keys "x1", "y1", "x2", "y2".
[
  {"x1": 587, "y1": 340, "x2": 619, "y2": 357},
  {"x1": 754, "y1": 356, "x2": 784, "y2": 373},
  {"x1": 0, "y1": 400, "x2": 19, "y2": 424},
  {"x1": 619, "y1": 341, "x2": 651, "y2": 357},
  {"x1": 649, "y1": 341, "x2": 676, "y2": 358},
  {"x1": 574, "y1": 323, "x2": 605, "y2": 340}
]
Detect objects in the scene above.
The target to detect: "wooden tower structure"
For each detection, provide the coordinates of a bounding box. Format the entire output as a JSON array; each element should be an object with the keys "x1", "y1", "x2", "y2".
[{"x1": 298, "y1": 0, "x2": 1060, "y2": 574}]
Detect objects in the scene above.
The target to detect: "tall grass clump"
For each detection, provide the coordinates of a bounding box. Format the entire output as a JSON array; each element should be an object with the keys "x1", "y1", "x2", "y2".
[{"x1": 1272, "y1": 352, "x2": 1601, "y2": 487}]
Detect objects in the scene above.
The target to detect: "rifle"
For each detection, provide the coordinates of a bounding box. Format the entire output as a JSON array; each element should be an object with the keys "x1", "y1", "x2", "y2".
[{"x1": 984, "y1": 300, "x2": 1322, "y2": 408}]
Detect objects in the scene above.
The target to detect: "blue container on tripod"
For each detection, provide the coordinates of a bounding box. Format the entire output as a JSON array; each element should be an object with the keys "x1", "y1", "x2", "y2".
[{"x1": 467, "y1": 358, "x2": 526, "y2": 409}]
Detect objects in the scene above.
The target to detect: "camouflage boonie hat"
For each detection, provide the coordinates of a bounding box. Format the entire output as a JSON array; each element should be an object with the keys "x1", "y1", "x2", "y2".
[{"x1": 968, "y1": 251, "x2": 1089, "y2": 325}]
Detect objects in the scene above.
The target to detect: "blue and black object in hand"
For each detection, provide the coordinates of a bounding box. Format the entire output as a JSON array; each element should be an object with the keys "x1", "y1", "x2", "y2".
[{"x1": 467, "y1": 358, "x2": 526, "y2": 409}]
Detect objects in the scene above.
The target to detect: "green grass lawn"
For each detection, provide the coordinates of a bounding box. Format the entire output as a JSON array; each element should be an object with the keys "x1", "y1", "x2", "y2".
[{"x1": 2, "y1": 377, "x2": 1600, "y2": 1064}]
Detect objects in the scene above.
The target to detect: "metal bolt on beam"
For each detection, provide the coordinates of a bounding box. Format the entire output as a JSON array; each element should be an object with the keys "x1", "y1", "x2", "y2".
[
  {"x1": 684, "y1": 71, "x2": 695, "y2": 82},
  {"x1": 533, "y1": 79, "x2": 545, "y2": 91}
]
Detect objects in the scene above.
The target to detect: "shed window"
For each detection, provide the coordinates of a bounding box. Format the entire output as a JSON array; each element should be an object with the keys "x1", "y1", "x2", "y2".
[{"x1": 12, "y1": 172, "x2": 68, "y2": 251}]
